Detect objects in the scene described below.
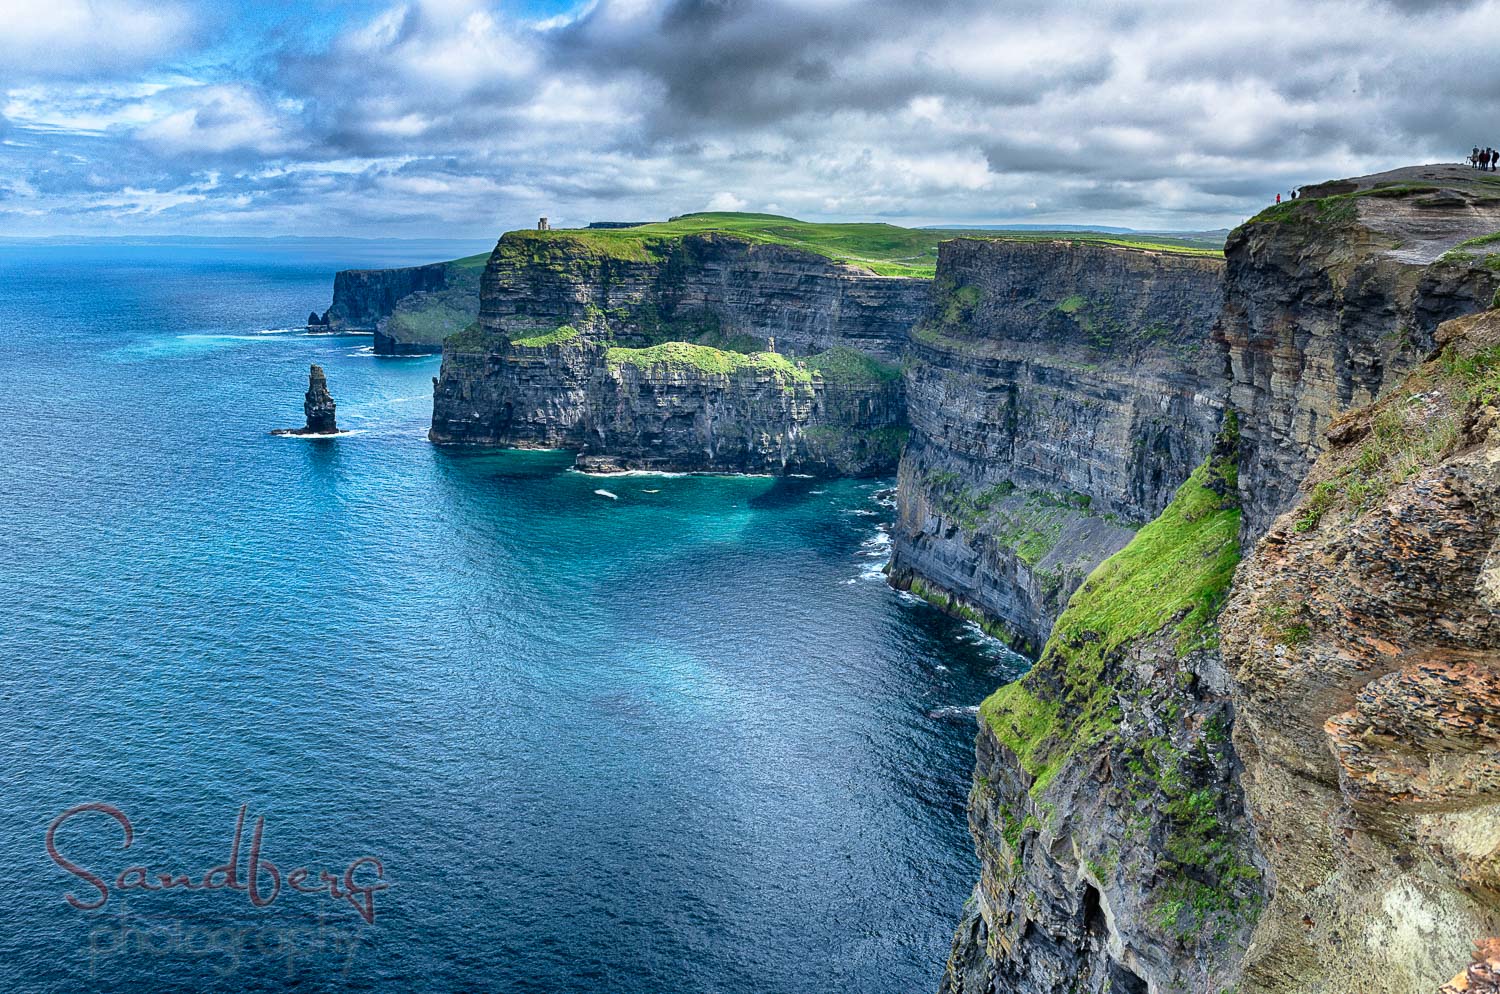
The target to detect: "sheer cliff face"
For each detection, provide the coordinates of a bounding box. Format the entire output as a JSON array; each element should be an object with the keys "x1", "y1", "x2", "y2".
[
  {"x1": 476, "y1": 231, "x2": 928, "y2": 360},
  {"x1": 430, "y1": 336, "x2": 907, "y2": 476},
  {"x1": 323, "y1": 263, "x2": 451, "y2": 330},
  {"x1": 1220, "y1": 310, "x2": 1500, "y2": 994},
  {"x1": 889, "y1": 239, "x2": 1226, "y2": 652},
  {"x1": 942, "y1": 174, "x2": 1500, "y2": 994},
  {"x1": 940, "y1": 305, "x2": 1500, "y2": 994},
  {"x1": 1219, "y1": 182, "x2": 1500, "y2": 536}
]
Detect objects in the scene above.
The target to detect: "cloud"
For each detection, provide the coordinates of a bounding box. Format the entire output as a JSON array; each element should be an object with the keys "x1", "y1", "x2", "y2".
[
  {"x1": 7, "y1": 0, "x2": 1500, "y2": 236},
  {"x1": 705, "y1": 191, "x2": 746, "y2": 211},
  {"x1": 136, "y1": 84, "x2": 300, "y2": 155},
  {"x1": 0, "y1": 0, "x2": 193, "y2": 78}
]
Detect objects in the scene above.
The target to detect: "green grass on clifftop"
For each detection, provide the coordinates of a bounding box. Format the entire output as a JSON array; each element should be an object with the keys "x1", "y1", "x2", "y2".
[
  {"x1": 509, "y1": 214, "x2": 944, "y2": 277},
  {"x1": 803, "y1": 346, "x2": 901, "y2": 384},
  {"x1": 980, "y1": 454, "x2": 1241, "y2": 796},
  {"x1": 503, "y1": 213, "x2": 1221, "y2": 278}
]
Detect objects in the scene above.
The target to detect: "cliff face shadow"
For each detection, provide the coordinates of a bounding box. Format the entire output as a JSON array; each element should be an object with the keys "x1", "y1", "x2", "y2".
[{"x1": 745, "y1": 474, "x2": 841, "y2": 510}]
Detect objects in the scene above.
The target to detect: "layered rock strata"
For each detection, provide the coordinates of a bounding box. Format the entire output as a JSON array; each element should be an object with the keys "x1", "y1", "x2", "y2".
[
  {"x1": 473, "y1": 230, "x2": 929, "y2": 360},
  {"x1": 1219, "y1": 309, "x2": 1500, "y2": 994},
  {"x1": 430, "y1": 336, "x2": 905, "y2": 476},
  {"x1": 429, "y1": 230, "x2": 929, "y2": 473},
  {"x1": 940, "y1": 168, "x2": 1500, "y2": 994},
  {"x1": 941, "y1": 435, "x2": 1266, "y2": 994},
  {"x1": 888, "y1": 238, "x2": 1226, "y2": 651},
  {"x1": 316, "y1": 256, "x2": 485, "y2": 354},
  {"x1": 272, "y1": 364, "x2": 338, "y2": 435},
  {"x1": 1218, "y1": 166, "x2": 1500, "y2": 536}
]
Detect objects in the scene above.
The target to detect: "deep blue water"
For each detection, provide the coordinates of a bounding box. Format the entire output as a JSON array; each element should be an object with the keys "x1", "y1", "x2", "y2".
[{"x1": 0, "y1": 242, "x2": 1026, "y2": 994}]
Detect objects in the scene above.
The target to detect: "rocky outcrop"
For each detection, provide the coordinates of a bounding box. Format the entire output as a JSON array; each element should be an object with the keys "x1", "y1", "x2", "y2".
[
  {"x1": 889, "y1": 238, "x2": 1226, "y2": 651},
  {"x1": 431, "y1": 336, "x2": 905, "y2": 476},
  {"x1": 272, "y1": 364, "x2": 339, "y2": 435},
  {"x1": 1218, "y1": 166, "x2": 1500, "y2": 536},
  {"x1": 474, "y1": 230, "x2": 929, "y2": 360},
  {"x1": 940, "y1": 167, "x2": 1500, "y2": 994},
  {"x1": 1219, "y1": 309, "x2": 1500, "y2": 994},
  {"x1": 316, "y1": 256, "x2": 485, "y2": 354}
]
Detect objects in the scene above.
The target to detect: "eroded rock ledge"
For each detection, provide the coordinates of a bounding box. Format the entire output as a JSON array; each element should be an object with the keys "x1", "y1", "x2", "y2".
[
  {"x1": 1220, "y1": 309, "x2": 1500, "y2": 994},
  {"x1": 431, "y1": 334, "x2": 907, "y2": 476}
]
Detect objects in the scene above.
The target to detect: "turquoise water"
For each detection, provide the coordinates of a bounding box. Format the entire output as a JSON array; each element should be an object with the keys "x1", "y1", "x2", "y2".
[{"x1": 0, "y1": 243, "x2": 1026, "y2": 993}]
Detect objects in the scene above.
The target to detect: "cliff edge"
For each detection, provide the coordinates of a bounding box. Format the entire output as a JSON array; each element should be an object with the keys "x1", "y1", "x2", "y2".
[{"x1": 1220, "y1": 308, "x2": 1500, "y2": 993}]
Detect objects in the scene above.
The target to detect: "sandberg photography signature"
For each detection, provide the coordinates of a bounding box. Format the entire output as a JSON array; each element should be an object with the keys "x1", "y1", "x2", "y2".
[{"x1": 46, "y1": 802, "x2": 389, "y2": 924}]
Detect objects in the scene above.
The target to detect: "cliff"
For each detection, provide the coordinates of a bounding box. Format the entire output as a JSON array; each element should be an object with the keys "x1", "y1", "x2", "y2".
[
  {"x1": 1218, "y1": 165, "x2": 1500, "y2": 536},
  {"x1": 1219, "y1": 308, "x2": 1500, "y2": 994},
  {"x1": 431, "y1": 332, "x2": 906, "y2": 475},
  {"x1": 429, "y1": 219, "x2": 935, "y2": 473},
  {"x1": 473, "y1": 227, "x2": 931, "y2": 361},
  {"x1": 940, "y1": 432, "x2": 1267, "y2": 994},
  {"x1": 888, "y1": 238, "x2": 1226, "y2": 653},
  {"x1": 940, "y1": 167, "x2": 1500, "y2": 994},
  {"x1": 317, "y1": 253, "x2": 487, "y2": 354}
]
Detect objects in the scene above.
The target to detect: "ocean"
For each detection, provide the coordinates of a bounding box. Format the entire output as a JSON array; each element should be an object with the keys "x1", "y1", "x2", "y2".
[{"x1": 0, "y1": 241, "x2": 1027, "y2": 994}]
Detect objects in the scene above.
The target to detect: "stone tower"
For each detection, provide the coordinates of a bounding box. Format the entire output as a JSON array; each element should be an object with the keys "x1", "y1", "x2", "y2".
[{"x1": 538, "y1": 217, "x2": 550, "y2": 231}]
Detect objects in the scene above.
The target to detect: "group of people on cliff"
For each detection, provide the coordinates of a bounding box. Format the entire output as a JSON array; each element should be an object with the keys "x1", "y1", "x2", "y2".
[{"x1": 1470, "y1": 147, "x2": 1498, "y2": 170}]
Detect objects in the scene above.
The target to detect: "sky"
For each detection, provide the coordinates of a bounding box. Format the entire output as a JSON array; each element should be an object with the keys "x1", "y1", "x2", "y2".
[{"x1": 2, "y1": 0, "x2": 1498, "y2": 238}]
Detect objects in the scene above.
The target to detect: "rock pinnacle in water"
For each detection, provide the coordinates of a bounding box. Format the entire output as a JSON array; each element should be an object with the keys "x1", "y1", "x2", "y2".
[{"x1": 273, "y1": 363, "x2": 339, "y2": 435}]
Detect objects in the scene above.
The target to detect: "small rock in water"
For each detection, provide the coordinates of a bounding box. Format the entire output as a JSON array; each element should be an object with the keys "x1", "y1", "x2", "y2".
[{"x1": 272, "y1": 364, "x2": 339, "y2": 436}]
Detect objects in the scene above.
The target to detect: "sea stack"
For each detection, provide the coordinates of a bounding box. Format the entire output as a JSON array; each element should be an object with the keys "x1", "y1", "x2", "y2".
[{"x1": 273, "y1": 364, "x2": 339, "y2": 435}]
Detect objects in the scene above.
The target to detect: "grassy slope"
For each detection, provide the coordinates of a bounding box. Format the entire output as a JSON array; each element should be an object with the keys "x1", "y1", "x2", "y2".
[
  {"x1": 980, "y1": 451, "x2": 1241, "y2": 797},
  {"x1": 602, "y1": 342, "x2": 900, "y2": 384},
  {"x1": 504, "y1": 213, "x2": 1221, "y2": 278}
]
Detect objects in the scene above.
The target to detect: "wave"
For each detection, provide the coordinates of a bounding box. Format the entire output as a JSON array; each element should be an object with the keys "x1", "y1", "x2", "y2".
[
  {"x1": 570, "y1": 467, "x2": 689, "y2": 478},
  {"x1": 927, "y1": 704, "x2": 980, "y2": 722},
  {"x1": 594, "y1": 489, "x2": 620, "y2": 500},
  {"x1": 272, "y1": 429, "x2": 362, "y2": 439},
  {"x1": 860, "y1": 525, "x2": 892, "y2": 556}
]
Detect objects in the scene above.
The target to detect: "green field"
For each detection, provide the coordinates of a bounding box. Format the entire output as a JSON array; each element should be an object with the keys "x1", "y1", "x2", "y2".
[{"x1": 502, "y1": 212, "x2": 1222, "y2": 278}]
